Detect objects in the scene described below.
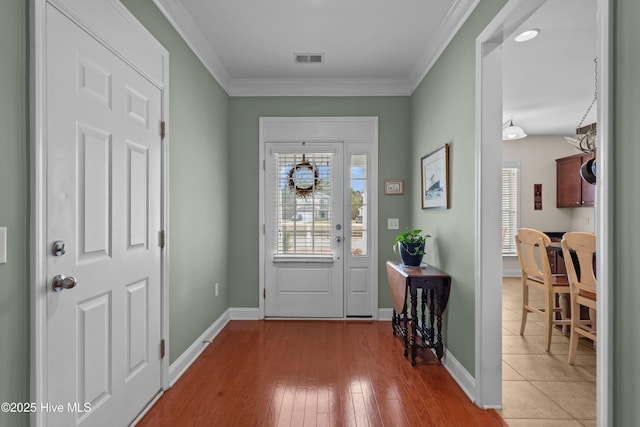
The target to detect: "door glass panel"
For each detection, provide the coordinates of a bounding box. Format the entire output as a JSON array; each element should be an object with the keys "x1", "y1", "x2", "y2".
[
  {"x1": 350, "y1": 154, "x2": 367, "y2": 256},
  {"x1": 273, "y1": 152, "x2": 333, "y2": 255}
]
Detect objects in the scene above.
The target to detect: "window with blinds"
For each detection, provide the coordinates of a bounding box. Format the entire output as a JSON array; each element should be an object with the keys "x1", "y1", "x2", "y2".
[
  {"x1": 502, "y1": 165, "x2": 520, "y2": 255},
  {"x1": 273, "y1": 152, "x2": 333, "y2": 255}
]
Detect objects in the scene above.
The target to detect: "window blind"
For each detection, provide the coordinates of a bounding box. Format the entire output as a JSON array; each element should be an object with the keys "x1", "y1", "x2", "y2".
[
  {"x1": 502, "y1": 166, "x2": 519, "y2": 255},
  {"x1": 273, "y1": 152, "x2": 334, "y2": 255}
]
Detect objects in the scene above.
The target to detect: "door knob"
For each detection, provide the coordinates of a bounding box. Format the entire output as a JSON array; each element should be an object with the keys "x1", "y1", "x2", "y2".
[
  {"x1": 335, "y1": 236, "x2": 343, "y2": 243},
  {"x1": 52, "y1": 274, "x2": 78, "y2": 292}
]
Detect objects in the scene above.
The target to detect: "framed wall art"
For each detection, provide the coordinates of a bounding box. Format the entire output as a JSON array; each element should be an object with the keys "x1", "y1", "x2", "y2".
[
  {"x1": 421, "y1": 144, "x2": 449, "y2": 209},
  {"x1": 384, "y1": 179, "x2": 404, "y2": 195}
]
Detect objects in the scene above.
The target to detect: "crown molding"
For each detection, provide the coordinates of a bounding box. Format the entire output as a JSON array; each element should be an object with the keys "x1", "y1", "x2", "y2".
[
  {"x1": 153, "y1": 0, "x2": 232, "y2": 92},
  {"x1": 408, "y1": 0, "x2": 482, "y2": 92},
  {"x1": 228, "y1": 78, "x2": 414, "y2": 97},
  {"x1": 153, "y1": 0, "x2": 480, "y2": 97}
]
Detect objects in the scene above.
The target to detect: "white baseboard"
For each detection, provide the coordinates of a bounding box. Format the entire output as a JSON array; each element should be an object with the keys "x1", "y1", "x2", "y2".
[
  {"x1": 378, "y1": 308, "x2": 393, "y2": 320},
  {"x1": 230, "y1": 307, "x2": 261, "y2": 320},
  {"x1": 168, "y1": 309, "x2": 231, "y2": 386},
  {"x1": 230, "y1": 307, "x2": 388, "y2": 320},
  {"x1": 438, "y1": 347, "x2": 476, "y2": 404},
  {"x1": 502, "y1": 270, "x2": 521, "y2": 277}
]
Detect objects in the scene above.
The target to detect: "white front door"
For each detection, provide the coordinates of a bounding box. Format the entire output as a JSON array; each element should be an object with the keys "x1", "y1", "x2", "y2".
[
  {"x1": 44, "y1": 5, "x2": 162, "y2": 425},
  {"x1": 265, "y1": 143, "x2": 344, "y2": 317}
]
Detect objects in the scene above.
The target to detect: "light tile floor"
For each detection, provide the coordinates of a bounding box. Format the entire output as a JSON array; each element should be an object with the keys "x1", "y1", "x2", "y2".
[{"x1": 498, "y1": 277, "x2": 597, "y2": 427}]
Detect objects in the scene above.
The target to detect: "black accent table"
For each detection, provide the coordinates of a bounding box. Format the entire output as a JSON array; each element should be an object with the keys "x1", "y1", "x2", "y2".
[{"x1": 386, "y1": 261, "x2": 451, "y2": 367}]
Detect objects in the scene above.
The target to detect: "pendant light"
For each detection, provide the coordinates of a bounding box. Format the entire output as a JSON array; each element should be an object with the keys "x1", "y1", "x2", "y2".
[{"x1": 502, "y1": 119, "x2": 527, "y2": 140}]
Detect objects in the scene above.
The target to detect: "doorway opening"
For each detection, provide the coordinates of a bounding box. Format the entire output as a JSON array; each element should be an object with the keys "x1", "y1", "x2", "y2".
[{"x1": 475, "y1": 0, "x2": 612, "y2": 424}]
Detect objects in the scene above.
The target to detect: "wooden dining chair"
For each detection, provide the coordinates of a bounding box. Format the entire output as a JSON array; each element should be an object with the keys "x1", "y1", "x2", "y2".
[
  {"x1": 561, "y1": 232, "x2": 597, "y2": 364},
  {"x1": 515, "y1": 228, "x2": 570, "y2": 351}
]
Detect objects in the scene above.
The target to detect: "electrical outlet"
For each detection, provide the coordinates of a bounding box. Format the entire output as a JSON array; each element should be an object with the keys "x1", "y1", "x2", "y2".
[
  {"x1": 214, "y1": 282, "x2": 219, "y2": 297},
  {"x1": 388, "y1": 218, "x2": 399, "y2": 230}
]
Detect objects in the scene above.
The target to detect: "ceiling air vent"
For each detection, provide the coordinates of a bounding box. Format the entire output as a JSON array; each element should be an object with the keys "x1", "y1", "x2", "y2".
[{"x1": 294, "y1": 53, "x2": 324, "y2": 64}]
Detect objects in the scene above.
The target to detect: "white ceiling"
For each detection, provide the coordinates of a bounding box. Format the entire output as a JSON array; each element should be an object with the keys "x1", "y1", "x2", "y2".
[
  {"x1": 155, "y1": 0, "x2": 479, "y2": 95},
  {"x1": 503, "y1": 0, "x2": 597, "y2": 136},
  {"x1": 154, "y1": 0, "x2": 597, "y2": 136}
]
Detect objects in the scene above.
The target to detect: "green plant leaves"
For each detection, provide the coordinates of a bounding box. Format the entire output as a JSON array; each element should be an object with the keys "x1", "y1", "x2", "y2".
[{"x1": 392, "y1": 229, "x2": 431, "y2": 253}]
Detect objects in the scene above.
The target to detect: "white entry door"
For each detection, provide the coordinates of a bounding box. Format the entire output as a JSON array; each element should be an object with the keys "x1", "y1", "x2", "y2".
[
  {"x1": 265, "y1": 143, "x2": 344, "y2": 317},
  {"x1": 44, "y1": 5, "x2": 162, "y2": 426}
]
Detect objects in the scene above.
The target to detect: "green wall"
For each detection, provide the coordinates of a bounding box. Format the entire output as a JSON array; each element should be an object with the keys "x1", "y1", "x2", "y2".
[
  {"x1": 228, "y1": 97, "x2": 411, "y2": 309},
  {"x1": 0, "y1": 1, "x2": 29, "y2": 426},
  {"x1": 409, "y1": 0, "x2": 507, "y2": 375},
  {"x1": 409, "y1": 0, "x2": 640, "y2": 423},
  {"x1": 121, "y1": 0, "x2": 231, "y2": 363},
  {"x1": 1, "y1": 0, "x2": 232, "y2": 423},
  {"x1": 2, "y1": 0, "x2": 640, "y2": 424},
  {"x1": 615, "y1": 0, "x2": 640, "y2": 424}
]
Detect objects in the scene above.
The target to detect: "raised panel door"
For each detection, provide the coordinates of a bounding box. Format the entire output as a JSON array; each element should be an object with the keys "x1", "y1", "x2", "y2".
[
  {"x1": 264, "y1": 143, "x2": 344, "y2": 317},
  {"x1": 45, "y1": 6, "x2": 162, "y2": 426}
]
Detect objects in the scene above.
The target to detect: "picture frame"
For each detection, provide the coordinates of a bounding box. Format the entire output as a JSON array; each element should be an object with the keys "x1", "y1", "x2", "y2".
[
  {"x1": 384, "y1": 179, "x2": 404, "y2": 195},
  {"x1": 421, "y1": 144, "x2": 449, "y2": 209}
]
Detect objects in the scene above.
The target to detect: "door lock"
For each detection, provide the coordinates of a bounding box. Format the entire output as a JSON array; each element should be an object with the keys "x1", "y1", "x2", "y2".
[{"x1": 52, "y1": 240, "x2": 66, "y2": 257}]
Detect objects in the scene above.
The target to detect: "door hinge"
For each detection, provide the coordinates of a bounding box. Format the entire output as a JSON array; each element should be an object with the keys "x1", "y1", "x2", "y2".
[
  {"x1": 263, "y1": 288, "x2": 266, "y2": 299},
  {"x1": 160, "y1": 121, "x2": 166, "y2": 139},
  {"x1": 263, "y1": 224, "x2": 265, "y2": 234},
  {"x1": 263, "y1": 159, "x2": 265, "y2": 170},
  {"x1": 159, "y1": 230, "x2": 166, "y2": 249},
  {"x1": 160, "y1": 339, "x2": 166, "y2": 358}
]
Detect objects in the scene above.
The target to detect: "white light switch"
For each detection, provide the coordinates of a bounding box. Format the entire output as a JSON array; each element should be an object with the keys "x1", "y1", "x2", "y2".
[
  {"x1": 0, "y1": 227, "x2": 6, "y2": 264},
  {"x1": 388, "y1": 218, "x2": 399, "y2": 230}
]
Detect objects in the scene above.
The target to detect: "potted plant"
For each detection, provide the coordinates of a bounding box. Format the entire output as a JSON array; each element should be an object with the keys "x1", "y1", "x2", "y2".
[{"x1": 393, "y1": 229, "x2": 430, "y2": 266}]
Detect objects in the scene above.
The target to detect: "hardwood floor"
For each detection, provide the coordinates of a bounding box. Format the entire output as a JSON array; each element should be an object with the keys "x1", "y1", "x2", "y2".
[{"x1": 138, "y1": 320, "x2": 506, "y2": 426}]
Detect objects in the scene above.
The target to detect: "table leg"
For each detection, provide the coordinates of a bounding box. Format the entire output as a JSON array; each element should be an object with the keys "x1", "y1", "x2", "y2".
[
  {"x1": 402, "y1": 296, "x2": 409, "y2": 358},
  {"x1": 410, "y1": 284, "x2": 418, "y2": 367},
  {"x1": 392, "y1": 308, "x2": 397, "y2": 336},
  {"x1": 403, "y1": 330, "x2": 409, "y2": 358},
  {"x1": 429, "y1": 288, "x2": 435, "y2": 345},
  {"x1": 435, "y1": 281, "x2": 444, "y2": 361},
  {"x1": 421, "y1": 287, "x2": 427, "y2": 333}
]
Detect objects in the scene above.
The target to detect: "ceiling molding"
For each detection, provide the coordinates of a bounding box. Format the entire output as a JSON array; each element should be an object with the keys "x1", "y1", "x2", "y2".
[
  {"x1": 228, "y1": 78, "x2": 414, "y2": 97},
  {"x1": 153, "y1": 0, "x2": 232, "y2": 93},
  {"x1": 153, "y1": 0, "x2": 481, "y2": 97},
  {"x1": 408, "y1": 0, "x2": 482, "y2": 92}
]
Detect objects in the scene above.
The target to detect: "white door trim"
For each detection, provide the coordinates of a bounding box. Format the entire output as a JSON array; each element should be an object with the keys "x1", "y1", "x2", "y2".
[
  {"x1": 258, "y1": 117, "x2": 379, "y2": 319},
  {"x1": 474, "y1": 1, "x2": 612, "y2": 424},
  {"x1": 30, "y1": 1, "x2": 170, "y2": 425}
]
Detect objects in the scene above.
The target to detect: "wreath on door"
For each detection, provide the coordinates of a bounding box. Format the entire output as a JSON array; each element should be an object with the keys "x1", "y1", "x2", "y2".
[{"x1": 288, "y1": 155, "x2": 319, "y2": 198}]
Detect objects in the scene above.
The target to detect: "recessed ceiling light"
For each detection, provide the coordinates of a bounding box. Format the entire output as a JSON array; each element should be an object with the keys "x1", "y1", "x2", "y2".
[{"x1": 514, "y1": 29, "x2": 540, "y2": 42}]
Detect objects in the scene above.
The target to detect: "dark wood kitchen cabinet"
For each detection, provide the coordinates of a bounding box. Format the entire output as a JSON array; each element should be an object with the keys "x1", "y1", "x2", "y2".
[
  {"x1": 547, "y1": 247, "x2": 567, "y2": 275},
  {"x1": 556, "y1": 153, "x2": 595, "y2": 208}
]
